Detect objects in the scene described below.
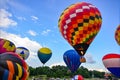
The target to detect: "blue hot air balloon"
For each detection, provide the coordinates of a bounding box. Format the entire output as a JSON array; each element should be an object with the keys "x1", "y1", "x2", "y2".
[
  {"x1": 63, "y1": 49, "x2": 81, "y2": 73},
  {"x1": 37, "y1": 47, "x2": 52, "y2": 64}
]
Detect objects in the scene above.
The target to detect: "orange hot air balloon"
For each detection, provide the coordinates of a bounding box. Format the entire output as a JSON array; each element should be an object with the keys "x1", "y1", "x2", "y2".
[
  {"x1": 58, "y1": 2, "x2": 102, "y2": 62},
  {"x1": 115, "y1": 25, "x2": 120, "y2": 45}
]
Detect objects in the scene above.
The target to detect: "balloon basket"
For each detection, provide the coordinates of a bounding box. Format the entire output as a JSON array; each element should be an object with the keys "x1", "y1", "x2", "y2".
[{"x1": 80, "y1": 57, "x2": 86, "y2": 63}]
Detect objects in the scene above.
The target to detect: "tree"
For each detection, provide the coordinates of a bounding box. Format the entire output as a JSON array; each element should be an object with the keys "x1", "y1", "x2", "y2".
[{"x1": 29, "y1": 65, "x2": 105, "y2": 78}]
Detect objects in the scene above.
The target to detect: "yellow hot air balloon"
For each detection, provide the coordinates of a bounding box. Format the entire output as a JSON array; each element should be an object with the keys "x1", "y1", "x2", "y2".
[
  {"x1": 37, "y1": 47, "x2": 52, "y2": 64},
  {"x1": 0, "y1": 38, "x2": 16, "y2": 54}
]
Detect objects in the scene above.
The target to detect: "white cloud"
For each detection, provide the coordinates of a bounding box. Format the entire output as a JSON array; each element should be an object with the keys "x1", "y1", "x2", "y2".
[
  {"x1": 17, "y1": 16, "x2": 26, "y2": 21},
  {"x1": 31, "y1": 16, "x2": 39, "y2": 21},
  {"x1": 85, "y1": 53, "x2": 96, "y2": 64},
  {"x1": 28, "y1": 30, "x2": 37, "y2": 36},
  {"x1": 49, "y1": 62, "x2": 66, "y2": 68},
  {"x1": 0, "y1": 30, "x2": 42, "y2": 67},
  {"x1": 88, "y1": 68, "x2": 106, "y2": 72},
  {"x1": 0, "y1": 9, "x2": 17, "y2": 28},
  {"x1": 41, "y1": 29, "x2": 51, "y2": 35}
]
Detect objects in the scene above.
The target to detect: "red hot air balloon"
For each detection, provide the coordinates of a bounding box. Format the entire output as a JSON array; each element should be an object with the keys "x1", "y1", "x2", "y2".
[
  {"x1": 72, "y1": 75, "x2": 84, "y2": 80},
  {"x1": 58, "y1": 2, "x2": 102, "y2": 62},
  {"x1": 102, "y1": 53, "x2": 120, "y2": 78},
  {"x1": 0, "y1": 38, "x2": 16, "y2": 54},
  {"x1": 115, "y1": 25, "x2": 120, "y2": 45}
]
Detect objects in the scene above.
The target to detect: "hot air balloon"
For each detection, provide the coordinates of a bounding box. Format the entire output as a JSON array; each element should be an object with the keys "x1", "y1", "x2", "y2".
[
  {"x1": 16, "y1": 47, "x2": 30, "y2": 60},
  {"x1": 115, "y1": 25, "x2": 120, "y2": 45},
  {"x1": 37, "y1": 47, "x2": 52, "y2": 64},
  {"x1": 102, "y1": 53, "x2": 120, "y2": 78},
  {"x1": 58, "y1": 2, "x2": 102, "y2": 62},
  {"x1": 0, "y1": 38, "x2": 16, "y2": 54},
  {"x1": 63, "y1": 50, "x2": 81, "y2": 73},
  {"x1": 72, "y1": 75, "x2": 84, "y2": 80},
  {"x1": 0, "y1": 52, "x2": 29, "y2": 80}
]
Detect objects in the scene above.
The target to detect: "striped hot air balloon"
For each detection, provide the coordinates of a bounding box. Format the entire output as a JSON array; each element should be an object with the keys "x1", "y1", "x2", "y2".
[
  {"x1": 102, "y1": 53, "x2": 120, "y2": 78},
  {"x1": 0, "y1": 52, "x2": 29, "y2": 80}
]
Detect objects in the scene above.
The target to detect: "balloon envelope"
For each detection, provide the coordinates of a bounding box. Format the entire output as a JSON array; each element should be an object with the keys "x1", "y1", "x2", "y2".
[
  {"x1": 63, "y1": 50, "x2": 81, "y2": 73},
  {"x1": 0, "y1": 52, "x2": 29, "y2": 80},
  {"x1": 37, "y1": 47, "x2": 52, "y2": 64},
  {"x1": 16, "y1": 47, "x2": 30, "y2": 60},
  {"x1": 73, "y1": 75, "x2": 84, "y2": 80},
  {"x1": 115, "y1": 25, "x2": 120, "y2": 45},
  {"x1": 0, "y1": 38, "x2": 16, "y2": 54},
  {"x1": 102, "y1": 53, "x2": 120, "y2": 78},
  {"x1": 58, "y1": 2, "x2": 102, "y2": 57}
]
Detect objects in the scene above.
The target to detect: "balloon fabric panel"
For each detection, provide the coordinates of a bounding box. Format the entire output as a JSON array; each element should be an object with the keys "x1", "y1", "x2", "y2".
[
  {"x1": 39, "y1": 47, "x2": 52, "y2": 54},
  {"x1": 37, "y1": 47, "x2": 52, "y2": 64},
  {"x1": 3, "y1": 69, "x2": 9, "y2": 80},
  {"x1": 63, "y1": 50, "x2": 81, "y2": 73},
  {"x1": 0, "y1": 60, "x2": 25, "y2": 80},
  {"x1": 16, "y1": 47, "x2": 30, "y2": 60},
  {"x1": 0, "y1": 52, "x2": 29, "y2": 80},
  {"x1": 115, "y1": 25, "x2": 120, "y2": 45},
  {"x1": 38, "y1": 52, "x2": 52, "y2": 64},
  {"x1": 0, "y1": 38, "x2": 16, "y2": 54},
  {"x1": 107, "y1": 68, "x2": 120, "y2": 78},
  {"x1": 0, "y1": 52, "x2": 28, "y2": 70},
  {"x1": 0, "y1": 53, "x2": 23, "y2": 67},
  {"x1": 58, "y1": 2, "x2": 102, "y2": 56},
  {"x1": 102, "y1": 53, "x2": 120, "y2": 78}
]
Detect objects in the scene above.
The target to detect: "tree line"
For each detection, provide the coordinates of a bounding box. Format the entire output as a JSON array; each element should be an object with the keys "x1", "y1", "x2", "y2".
[{"x1": 29, "y1": 65, "x2": 105, "y2": 78}]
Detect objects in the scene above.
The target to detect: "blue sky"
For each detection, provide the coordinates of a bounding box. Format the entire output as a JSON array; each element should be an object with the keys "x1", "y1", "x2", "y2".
[{"x1": 0, "y1": 0, "x2": 120, "y2": 72}]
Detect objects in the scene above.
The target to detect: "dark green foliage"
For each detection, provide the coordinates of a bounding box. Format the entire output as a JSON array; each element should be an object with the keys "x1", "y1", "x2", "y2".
[{"x1": 29, "y1": 66, "x2": 105, "y2": 78}]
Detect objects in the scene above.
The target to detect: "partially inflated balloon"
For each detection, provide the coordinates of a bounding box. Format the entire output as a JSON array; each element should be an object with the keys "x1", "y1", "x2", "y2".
[
  {"x1": 115, "y1": 25, "x2": 120, "y2": 45},
  {"x1": 0, "y1": 52, "x2": 29, "y2": 80},
  {"x1": 63, "y1": 50, "x2": 81, "y2": 73},
  {"x1": 16, "y1": 47, "x2": 30, "y2": 60},
  {"x1": 102, "y1": 53, "x2": 120, "y2": 78},
  {"x1": 72, "y1": 75, "x2": 84, "y2": 80},
  {"x1": 37, "y1": 47, "x2": 52, "y2": 64},
  {"x1": 58, "y1": 2, "x2": 102, "y2": 60},
  {"x1": 0, "y1": 38, "x2": 16, "y2": 54}
]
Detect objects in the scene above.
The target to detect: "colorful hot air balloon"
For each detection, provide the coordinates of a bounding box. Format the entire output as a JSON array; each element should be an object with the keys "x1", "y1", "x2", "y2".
[
  {"x1": 63, "y1": 50, "x2": 81, "y2": 73},
  {"x1": 115, "y1": 25, "x2": 120, "y2": 45},
  {"x1": 0, "y1": 38, "x2": 16, "y2": 54},
  {"x1": 37, "y1": 47, "x2": 52, "y2": 64},
  {"x1": 0, "y1": 52, "x2": 29, "y2": 80},
  {"x1": 16, "y1": 47, "x2": 30, "y2": 60},
  {"x1": 72, "y1": 75, "x2": 84, "y2": 80},
  {"x1": 102, "y1": 53, "x2": 120, "y2": 78},
  {"x1": 58, "y1": 2, "x2": 102, "y2": 62}
]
